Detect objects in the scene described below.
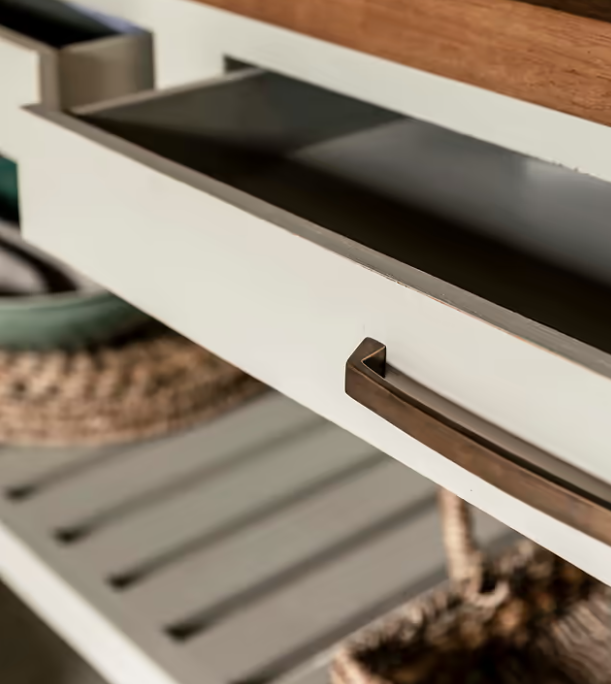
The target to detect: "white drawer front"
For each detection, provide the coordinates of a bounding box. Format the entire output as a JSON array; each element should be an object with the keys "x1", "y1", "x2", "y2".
[
  {"x1": 0, "y1": 1, "x2": 153, "y2": 160},
  {"x1": 0, "y1": 31, "x2": 44, "y2": 159},
  {"x1": 19, "y1": 69, "x2": 611, "y2": 582}
]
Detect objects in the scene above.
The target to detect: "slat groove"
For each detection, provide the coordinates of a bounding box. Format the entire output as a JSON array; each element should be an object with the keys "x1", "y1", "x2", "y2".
[
  {"x1": 228, "y1": 573, "x2": 444, "y2": 684},
  {"x1": 165, "y1": 493, "x2": 437, "y2": 640},
  {"x1": 4, "y1": 447, "x2": 132, "y2": 501},
  {"x1": 54, "y1": 418, "x2": 322, "y2": 544},
  {"x1": 108, "y1": 453, "x2": 385, "y2": 589}
]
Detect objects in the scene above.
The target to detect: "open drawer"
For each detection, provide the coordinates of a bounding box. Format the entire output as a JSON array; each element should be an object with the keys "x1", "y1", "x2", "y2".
[
  {"x1": 19, "y1": 67, "x2": 611, "y2": 580},
  {"x1": 0, "y1": 0, "x2": 153, "y2": 159}
]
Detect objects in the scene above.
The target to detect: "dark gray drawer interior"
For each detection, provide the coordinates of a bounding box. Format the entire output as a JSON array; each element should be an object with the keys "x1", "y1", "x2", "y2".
[{"x1": 77, "y1": 67, "x2": 611, "y2": 356}]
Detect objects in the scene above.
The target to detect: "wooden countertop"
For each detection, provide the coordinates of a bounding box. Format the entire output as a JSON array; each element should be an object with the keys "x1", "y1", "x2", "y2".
[{"x1": 192, "y1": 0, "x2": 611, "y2": 128}]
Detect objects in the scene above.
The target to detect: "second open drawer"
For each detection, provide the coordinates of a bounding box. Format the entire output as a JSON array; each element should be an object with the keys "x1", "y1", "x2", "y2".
[{"x1": 0, "y1": 0, "x2": 153, "y2": 159}]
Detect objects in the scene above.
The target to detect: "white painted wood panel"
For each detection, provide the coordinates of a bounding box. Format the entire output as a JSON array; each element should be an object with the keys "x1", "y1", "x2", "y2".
[
  {"x1": 0, "y1": 33, "x2": 45, "y2": 159},
  {"x1": 18, "y1": 93, "x2": 611, "y2": 586}
]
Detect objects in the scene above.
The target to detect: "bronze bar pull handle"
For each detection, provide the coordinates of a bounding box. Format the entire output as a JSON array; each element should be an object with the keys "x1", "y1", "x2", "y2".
[{"x1": 346, "y1": 338, "x2": 611, "y2": 546}]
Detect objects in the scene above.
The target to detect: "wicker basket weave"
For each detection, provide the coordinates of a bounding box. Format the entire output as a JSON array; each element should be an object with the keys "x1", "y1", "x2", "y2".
[
  {"x1": 332, "y1": 489, "x2": 611, "y2": 684},
  {"x1": 0, "y1": 324, "x2": 265, "y2": 446}
]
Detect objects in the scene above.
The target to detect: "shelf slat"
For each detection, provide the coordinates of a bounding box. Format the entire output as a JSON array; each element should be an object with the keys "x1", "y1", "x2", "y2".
[{"x1": 0, "y1": 392, "x2": 511, "y2": 684}]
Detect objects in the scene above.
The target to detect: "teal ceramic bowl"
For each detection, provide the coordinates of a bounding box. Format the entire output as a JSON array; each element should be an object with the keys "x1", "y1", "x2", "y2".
[
  {"x1": 0, "y1": 157, "x2": 19, "y2": 221},
  {"x1": 0, "y1": 222, "x2": 147, "y2": 350},
  {"x1": 0, "y1": 289, "x2": 148, "y2": 350}
]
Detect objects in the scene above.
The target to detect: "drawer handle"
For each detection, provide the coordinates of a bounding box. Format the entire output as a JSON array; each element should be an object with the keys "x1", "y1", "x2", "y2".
[{"x1": 346, "y1": 338, "x2": 611, "y2": 546}]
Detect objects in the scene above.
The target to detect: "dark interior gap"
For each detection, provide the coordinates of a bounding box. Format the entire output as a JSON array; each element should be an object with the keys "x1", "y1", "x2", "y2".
[
  {"x1": 520, "y1": 0, "x2": 611, "y2": 22},
  {"x1": 0, "y1": 0, "x2": 116, "y2": 47}
]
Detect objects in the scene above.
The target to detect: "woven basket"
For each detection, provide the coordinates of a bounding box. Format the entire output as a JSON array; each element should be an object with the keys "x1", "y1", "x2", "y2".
[
  {"x1": 0, "y1": 324, "x2": 265, "y2": 446},
  {"x1": 332, "y1": 489, "x2": 611, "y2": 684}
]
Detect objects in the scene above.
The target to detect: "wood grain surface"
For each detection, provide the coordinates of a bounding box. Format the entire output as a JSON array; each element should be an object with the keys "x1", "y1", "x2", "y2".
[{"x1": 192, "y1": 0, "x2": 611, "y2": 127}]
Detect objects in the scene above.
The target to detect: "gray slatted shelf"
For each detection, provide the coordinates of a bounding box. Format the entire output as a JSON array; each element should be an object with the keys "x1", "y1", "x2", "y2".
[{"x1": 0, "y1": 392, "x2": 513, "y2": 684}]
